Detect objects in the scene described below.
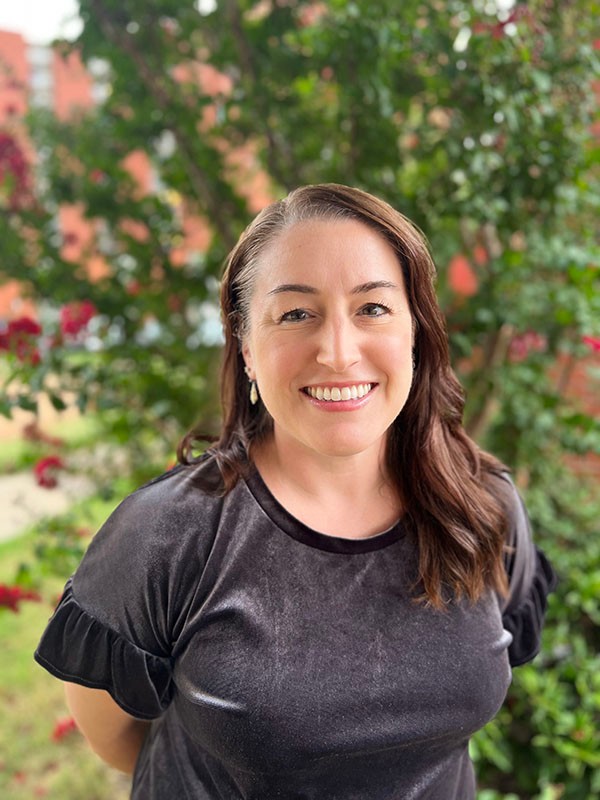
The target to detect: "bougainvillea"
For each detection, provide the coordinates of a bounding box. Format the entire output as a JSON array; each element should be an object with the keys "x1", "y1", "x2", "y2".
[
  {"x1": 0, "y1": 316, "x2": 42, "y2": 364},
  {"x1": 0, "y1": 2, "x2": 598, "y2": 794},
  {"x1": 582, "y1": 335, "x2": 600, "y2": 354},
  {"x1": 508, "y1": 331, "x2": 548, "y2": 362},
  {"x1": 0, "y1": 132, "x2": 32, "y2": 210},
  {"x1": 59, "y1": 300, "x2": 97, "y2": 338},
  {"x1": 51, "y1": 716, "x2": 78, "y2": 742},
  {"x1": 33, "y1": 455, "x2": 65, "y2": 488},
  {"x1": 0, "y1": 584, "x2": 41, "y2": 612}
]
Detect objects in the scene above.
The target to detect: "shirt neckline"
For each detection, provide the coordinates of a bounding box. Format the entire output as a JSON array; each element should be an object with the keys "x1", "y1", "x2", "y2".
[{"x1": 244, "y1": 465, "x2": 407, "y2": 554}]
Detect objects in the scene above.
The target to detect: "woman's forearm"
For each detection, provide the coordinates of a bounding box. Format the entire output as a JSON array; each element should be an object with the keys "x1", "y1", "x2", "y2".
[{"x1": 64, "y1": 683, "x2": 151, "y2": 774}]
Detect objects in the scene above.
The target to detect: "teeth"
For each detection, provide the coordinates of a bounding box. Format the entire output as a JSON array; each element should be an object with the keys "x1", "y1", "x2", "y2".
[{"x1": 306, "y1": 383, "x2": 372, "y2": 401}]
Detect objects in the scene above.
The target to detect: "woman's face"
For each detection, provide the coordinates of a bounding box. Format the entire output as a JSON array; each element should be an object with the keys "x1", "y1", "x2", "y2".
[{"x1": 242, "y1": 218, "x2": 414, "y2": 464}]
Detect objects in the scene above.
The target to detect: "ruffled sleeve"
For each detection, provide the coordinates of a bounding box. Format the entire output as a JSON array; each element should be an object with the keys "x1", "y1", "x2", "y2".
[
  {"x1": 33, "y1": 464, "x2": 216, "y2": 719},
  {"x1": 34, "y1": 578, "x2": 173, "y2": 719},
  {"x1": 494, "y1": 473, "x2": 558, "y2": 667},
  {"x1": 502, "y1": 547, "x2": 558, "y2": 667}
]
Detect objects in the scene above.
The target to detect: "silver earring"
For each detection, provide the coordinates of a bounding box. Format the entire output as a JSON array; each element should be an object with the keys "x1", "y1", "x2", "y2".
[{"x1": 250, "y1": 380, "x2": 258, "y2": 405}]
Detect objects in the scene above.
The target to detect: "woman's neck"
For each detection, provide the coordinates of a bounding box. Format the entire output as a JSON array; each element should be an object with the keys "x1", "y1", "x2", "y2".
[{"x1": 251, "y1": 433, "x2": 401, "y2": 539}]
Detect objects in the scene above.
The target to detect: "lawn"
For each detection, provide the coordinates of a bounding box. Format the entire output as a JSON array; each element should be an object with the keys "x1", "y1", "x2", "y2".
[
  {"x1": 0, "y1": 413, "x2": 102, "y2": 474},
  {"x1": 0, "y1": 492, "x2": 134, "y2": 800}
]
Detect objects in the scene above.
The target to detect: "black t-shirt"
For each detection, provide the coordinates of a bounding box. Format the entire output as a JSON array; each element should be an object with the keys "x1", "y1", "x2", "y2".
[{"x1": 35, "y1": 459, "x2": 556, "y2": 799}]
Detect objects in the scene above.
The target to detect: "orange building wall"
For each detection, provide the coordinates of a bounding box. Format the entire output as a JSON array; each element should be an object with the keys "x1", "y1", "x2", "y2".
[
  {"x1": 53, "y1": 48, "x2": 94, "y2": 121},
  {"x1": 0, "y1": 30, "x2": 28, "y2": 122}
]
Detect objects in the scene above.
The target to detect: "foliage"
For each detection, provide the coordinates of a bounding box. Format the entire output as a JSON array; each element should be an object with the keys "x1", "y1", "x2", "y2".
[{"x1": 0, "y1": 0, "x2": 599, "y2": 796}]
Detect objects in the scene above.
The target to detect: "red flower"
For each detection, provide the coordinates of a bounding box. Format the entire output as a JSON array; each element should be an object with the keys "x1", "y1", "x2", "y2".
[
  {"x1": 0, "y1": 316, "x2": 42, "y2": 364},
  {"x1": 51, "y1": 716, "x2": 78, "y2": 741},
  {"x1": 582, "y1": 335, "x2": 600, "y2": 353},
  {"x1": 6, "y1": 316, "x2": 41, "y2": 337},
  {"x1": 59, "y1": 301, "x2": 97, "y2": 337},
  {"x1": 33, "y1": 455, "x2": 65, "y2": 489},
  {"x1": 0, "y1": 584, "x2": 41, "y2": 612}
]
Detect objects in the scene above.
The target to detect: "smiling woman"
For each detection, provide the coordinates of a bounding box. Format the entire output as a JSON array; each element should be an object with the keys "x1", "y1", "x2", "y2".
[
  {"x1": 35, "y1": 184, "x2": 557, "y2": 800},
  {"x1": 241, "y1": 218, "x2": 414, "y2": 490}
]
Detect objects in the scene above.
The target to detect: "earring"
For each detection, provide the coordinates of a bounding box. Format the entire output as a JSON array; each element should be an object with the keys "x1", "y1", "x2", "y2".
[{"x1": 250, "y1": 380, "x2": 258, "y2": 405}]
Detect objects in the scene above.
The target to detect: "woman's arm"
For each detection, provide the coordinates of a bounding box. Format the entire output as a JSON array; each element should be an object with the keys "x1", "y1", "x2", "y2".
[{"x1": 64, "y1": 683, "x2": 151, "y2": 774}]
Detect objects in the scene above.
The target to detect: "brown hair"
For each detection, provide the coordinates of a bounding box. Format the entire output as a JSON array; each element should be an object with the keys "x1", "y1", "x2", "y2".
[{"x1": 178, "y1": 183, "x2": 509, "y2": 607}]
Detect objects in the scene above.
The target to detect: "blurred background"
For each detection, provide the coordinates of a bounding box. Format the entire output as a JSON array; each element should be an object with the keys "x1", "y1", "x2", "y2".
[{"x1": 0, "y1": 1, "x2": 598, "y2": 798}]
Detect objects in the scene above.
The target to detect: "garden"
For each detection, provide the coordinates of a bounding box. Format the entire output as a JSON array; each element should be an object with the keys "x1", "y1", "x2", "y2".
[{"x1": 1, "y1": 1, "x2": 599, "y2": 798}]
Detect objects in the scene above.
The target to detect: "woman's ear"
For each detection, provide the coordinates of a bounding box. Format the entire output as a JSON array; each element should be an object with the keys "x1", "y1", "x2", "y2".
[{"x1": 241, "y1": 340, "x2": 255, "y2": 380}]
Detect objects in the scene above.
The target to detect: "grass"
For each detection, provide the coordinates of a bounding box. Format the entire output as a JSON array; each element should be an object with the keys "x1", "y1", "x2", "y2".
[
  {"x1": 0, "y1": 491, "x2": 135, "y2": 800},
  {"x1": 0, "y1": 414, "x2": 102, "y2": 474}
]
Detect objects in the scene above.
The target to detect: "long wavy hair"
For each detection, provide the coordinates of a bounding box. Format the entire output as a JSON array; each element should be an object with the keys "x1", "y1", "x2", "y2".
[{"x1": 179, "y1": 183, "x2": 509, "y2": 608}]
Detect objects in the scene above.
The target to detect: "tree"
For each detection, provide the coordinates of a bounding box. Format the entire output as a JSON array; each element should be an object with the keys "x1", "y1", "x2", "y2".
[{"x1": 1, "y1": 1, "x2": 599, "y2": 795}]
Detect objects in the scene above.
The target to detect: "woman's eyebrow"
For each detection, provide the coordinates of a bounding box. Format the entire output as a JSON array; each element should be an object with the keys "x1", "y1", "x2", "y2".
[
  {"x1": 351, "y1": 280, "x2": 400, "y2": 294},
  {"x1": 267, "y1": 280, "x2": 400, "y2": 296},
  {"x1": 267, "y1": 284, "x2": 317, "y2": 295}
]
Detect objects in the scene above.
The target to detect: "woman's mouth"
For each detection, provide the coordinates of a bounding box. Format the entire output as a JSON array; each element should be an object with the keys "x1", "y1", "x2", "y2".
[{"x1": 302, "y1": 383, "x2": 374, "y2": 402}]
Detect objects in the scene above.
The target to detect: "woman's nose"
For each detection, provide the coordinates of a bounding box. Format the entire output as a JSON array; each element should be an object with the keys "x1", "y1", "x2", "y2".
[{"x1": 315, "y1": 317, "x2": 360, "y2": 373}]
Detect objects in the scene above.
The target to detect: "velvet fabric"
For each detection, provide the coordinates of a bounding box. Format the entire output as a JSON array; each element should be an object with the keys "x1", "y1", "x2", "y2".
[{"x1": 35, "y1": 459, "x2": 556, "y2": 799}]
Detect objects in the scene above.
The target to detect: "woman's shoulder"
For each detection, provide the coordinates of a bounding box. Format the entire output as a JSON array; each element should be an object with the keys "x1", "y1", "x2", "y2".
[
  {"x1": 119, "y1": 453, "x2": 229, "y2": 518},
  {"x1": 483, "y1": 467, "x2": 522, "y2": 516},
  {"x1": 81, "y1": 455, "x2": 230, "y2": 567}
]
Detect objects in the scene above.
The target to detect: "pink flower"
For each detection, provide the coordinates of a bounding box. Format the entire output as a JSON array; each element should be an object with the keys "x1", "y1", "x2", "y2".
[
  {"x1": 472, "y1": 245, "x2": 489, "y2": 267},
  {"x1": 89, "y1": 168, "x2": 106, "y2": 184},
  {"x1": 582, "y1": 335, "x2": 600, "y2": 353},
  {"x1": 62, "y1": 231, "x2": 79, "y2": 247},
  {"x1": 0, "y1": 584, "x2": 41, "y2": 612},
  {"x1": 448, "y1": 254, "x2": 478, "y2": 297},
  {"x1": 51, "y1": 716, "x2": 78, "y2": 741},
  {"x1": 33, "y1": 455, "x2": 65, "y2": 489},
  {"x1": 59, "y1": 301, "x2": 97, "y2": 337},
  {"x1": 508, "y1": 331, "x2": 547, "y2": 362}
]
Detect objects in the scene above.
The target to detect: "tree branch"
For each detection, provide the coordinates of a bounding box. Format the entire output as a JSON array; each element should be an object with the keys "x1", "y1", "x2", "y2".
[
  {"x1": 464, "y1": 324, "x2": 513, "y2": 441},
  {"x1": 89, "y1": 0, "x2": 239, "y2": 250},
  {"x1": 223, "y1": 0, "x2": 295, "y2": 192}
]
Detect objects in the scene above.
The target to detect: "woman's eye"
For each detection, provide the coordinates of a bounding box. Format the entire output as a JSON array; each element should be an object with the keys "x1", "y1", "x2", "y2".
[
  {"x1": 359, "y1": 303, "x2": 391, "y2": 317},
  {"x1": 279, "y1": 308, "x2": 311, "y2": 323}
]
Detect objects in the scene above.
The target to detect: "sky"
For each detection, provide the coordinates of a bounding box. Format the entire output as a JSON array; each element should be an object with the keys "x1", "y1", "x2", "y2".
[{"x1": 0, "y1": 0, "x2": 82, "y2": 45}]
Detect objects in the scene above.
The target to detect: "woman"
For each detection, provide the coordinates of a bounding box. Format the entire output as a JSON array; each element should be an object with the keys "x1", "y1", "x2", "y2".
[{"x1": 35, "y1": 184, "x2": 557, "y2": 799}]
